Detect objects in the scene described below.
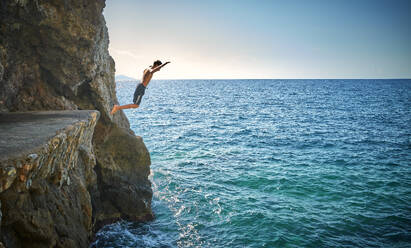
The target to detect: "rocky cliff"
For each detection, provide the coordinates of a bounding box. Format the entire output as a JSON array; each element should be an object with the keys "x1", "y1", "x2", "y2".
[{"x1": 0, "y1": 0, "x2": 153, "y2": 247}]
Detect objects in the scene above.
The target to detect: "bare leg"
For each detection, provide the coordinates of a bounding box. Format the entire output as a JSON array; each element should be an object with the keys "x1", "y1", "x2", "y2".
[{"x1": 110, "y1": 104, "x2": 139, "y2": 114}]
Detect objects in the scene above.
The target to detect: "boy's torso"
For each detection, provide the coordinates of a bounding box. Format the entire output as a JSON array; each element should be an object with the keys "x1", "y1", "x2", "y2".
[{"x1": 141, "y1": 68, "x2": 153, "y2": 87}]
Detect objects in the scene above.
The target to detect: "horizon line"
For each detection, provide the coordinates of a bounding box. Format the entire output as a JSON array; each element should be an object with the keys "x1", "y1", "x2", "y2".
[{"x1": 116, "y1": 78, "x2": 411, "y2": 81}]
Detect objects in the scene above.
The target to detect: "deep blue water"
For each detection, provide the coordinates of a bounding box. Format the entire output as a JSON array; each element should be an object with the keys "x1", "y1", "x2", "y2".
[{"x1": 93, "y1": 79, "x2": 411, "y2": 248}]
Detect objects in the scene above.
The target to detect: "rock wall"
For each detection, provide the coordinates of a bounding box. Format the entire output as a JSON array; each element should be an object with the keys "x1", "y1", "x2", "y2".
[{"x1": 0, "y1": 0, "x2": 153, "y2": 246}]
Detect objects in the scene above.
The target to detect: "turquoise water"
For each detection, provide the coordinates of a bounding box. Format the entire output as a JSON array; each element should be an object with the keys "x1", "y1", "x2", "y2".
[{"x1": 94, "y1": 79, "x2": 411, "y2": 247}]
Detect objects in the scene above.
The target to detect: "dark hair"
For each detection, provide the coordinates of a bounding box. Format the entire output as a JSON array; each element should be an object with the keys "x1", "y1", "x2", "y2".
[{"x1": 153, "y1": 60, "x2": 162, "y2": 67}]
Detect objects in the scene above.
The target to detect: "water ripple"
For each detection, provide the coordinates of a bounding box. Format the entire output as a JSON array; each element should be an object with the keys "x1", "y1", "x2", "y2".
[{"x1": 94, "y1": 79, "x2": 411, "y2": 248}]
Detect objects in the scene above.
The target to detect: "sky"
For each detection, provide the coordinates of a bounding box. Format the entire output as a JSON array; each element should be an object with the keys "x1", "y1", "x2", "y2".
[{"x1": 104, "y1": 0, "x2": 411, "y2": 79}]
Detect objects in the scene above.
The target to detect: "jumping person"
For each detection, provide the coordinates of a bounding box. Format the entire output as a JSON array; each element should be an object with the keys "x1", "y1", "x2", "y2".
[{"x1": 110, "y1": 60, "x2": 170, "y2": 115}]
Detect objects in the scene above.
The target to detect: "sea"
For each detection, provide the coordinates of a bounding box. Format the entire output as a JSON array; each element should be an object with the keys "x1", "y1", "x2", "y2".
[{"x1": 93, "y1": 79, "x2": 411, "y2": 248}]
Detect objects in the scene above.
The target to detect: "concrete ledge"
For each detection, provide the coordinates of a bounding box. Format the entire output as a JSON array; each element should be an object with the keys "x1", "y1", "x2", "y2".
[{"x1": 0, "y1": 110, "x2": 99, "y2": 162}]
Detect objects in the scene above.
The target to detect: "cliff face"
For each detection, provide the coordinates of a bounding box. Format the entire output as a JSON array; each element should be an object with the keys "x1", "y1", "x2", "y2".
[{"x1": 0, "y1": 0, "x2": 153, "y2": 246}]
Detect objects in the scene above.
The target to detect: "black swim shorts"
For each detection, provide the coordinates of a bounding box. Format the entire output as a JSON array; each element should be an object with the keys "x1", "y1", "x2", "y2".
[{"x1": 133, "y1": 83, "x2": 146, "y2": 105}]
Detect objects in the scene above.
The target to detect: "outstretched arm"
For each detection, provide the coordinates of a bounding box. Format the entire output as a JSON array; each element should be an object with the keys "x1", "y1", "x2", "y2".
[{"x1": 151, "y1": 61, "x2": 170, "y2": 73}]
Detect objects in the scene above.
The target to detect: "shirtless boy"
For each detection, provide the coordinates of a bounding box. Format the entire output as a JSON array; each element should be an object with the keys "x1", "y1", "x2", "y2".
[{"x1": 110, "y1": 60, "x2": 170, "y2": 115}]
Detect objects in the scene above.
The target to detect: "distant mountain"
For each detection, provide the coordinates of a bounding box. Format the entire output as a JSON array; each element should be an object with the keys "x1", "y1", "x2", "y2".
[{"x1": 115, "y1": 74, "x2": 137, "y2": 82}]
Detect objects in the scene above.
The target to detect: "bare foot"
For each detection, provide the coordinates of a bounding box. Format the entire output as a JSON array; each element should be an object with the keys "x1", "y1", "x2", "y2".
[{"x1": 110, "y1": 105, "x2": 118, "y2": 115}]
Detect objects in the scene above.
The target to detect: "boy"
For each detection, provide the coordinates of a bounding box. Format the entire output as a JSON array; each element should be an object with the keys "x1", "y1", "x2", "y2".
[{"x1": 110, "y1": 60, "x2": 170, "y2": 114}]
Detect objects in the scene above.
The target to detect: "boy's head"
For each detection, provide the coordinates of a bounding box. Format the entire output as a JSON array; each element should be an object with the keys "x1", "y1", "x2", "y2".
[{"x1": 153, "y1": 60, "x2": 162, "y2": 67}]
